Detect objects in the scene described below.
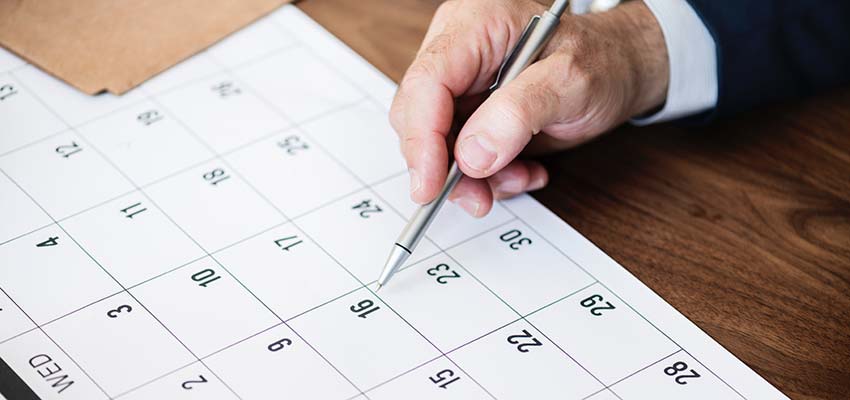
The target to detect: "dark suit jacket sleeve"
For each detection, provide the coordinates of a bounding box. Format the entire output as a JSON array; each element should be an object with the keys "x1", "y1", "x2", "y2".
[{"x1": 684, "y1": 0, "x2": 850, "y2": 118}]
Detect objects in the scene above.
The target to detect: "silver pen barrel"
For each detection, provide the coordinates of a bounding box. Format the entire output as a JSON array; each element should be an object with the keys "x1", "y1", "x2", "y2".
[{"x1": 377, "y1": 1, "x2": 568, "y2": 289}]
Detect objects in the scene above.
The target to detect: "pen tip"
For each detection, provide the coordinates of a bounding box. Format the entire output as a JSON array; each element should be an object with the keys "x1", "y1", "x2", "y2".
[{"x1": 375, "y1": 283, "x2": 383, "y2": 292}]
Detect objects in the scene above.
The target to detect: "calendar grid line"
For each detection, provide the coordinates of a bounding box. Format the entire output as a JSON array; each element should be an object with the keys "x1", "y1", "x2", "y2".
[
  {"x1": 195, "y1": 56, "x2": 502, "y2": 397},
  {"x1": 0, "y1": 8, "x2": 778, "y2": 398},
  {"x1": 145, "y1": 84, "x2": 374, "y2": 398},
  {"x1": 256, "y1": 32, "x2": 631, "y2": 399},
  {"x1": 223, "y1": 61, "x2": 509, "y2": 397},
  {"x1": 12, "y1": 76, "x2": 267, "y2": 400},
  {"x1": 351, "y1": 179, "x2": 610, "y2": 398},
  {"x1": 497, "y1": 204, "x2": 749, "y2": 399},
  {"x1": 351, "y1": 273, "x2": 615, "y2": 400},
  {"x1": 4, "y1": 36, "x2": 336, "y2": 163},
  {"x1": 264, "y1": 16, "x2": 393, "y2": 114},
  {"x1": 580, "y1": 387, "x2": 619, "y2": 400},
  {"x1": 342, "y1": 354, "x2": 446, "y2": 400},
  {"x1": 0, "y1": 169, "x2": 118, "y2": 399},
  {"x1": 606, "y1": 348, "x2": 682, "y2": 391},
  {"x1": 110, "y1": 359, "x2": 200, "y2": 399},
  {"x1": 347, "y1": 188, "x2": 514, "y2": 400},
  {"x1": 431, "y1": 235, "x2": 612, "y2": 392}
]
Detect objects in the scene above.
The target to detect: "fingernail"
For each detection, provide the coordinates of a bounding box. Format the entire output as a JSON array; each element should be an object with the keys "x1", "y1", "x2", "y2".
[
  {"x1": 494, "y1": 178, "x2": 524, "y2": 195},
  {"x1": 528, "y1": 176, "x2": 547, "y2": 191},
  {"x1": 460, "y1": 135, "x2": 497, "y2": 172},
  {"x1": 453, "y1": 197, "x2": 480, "y2": 217},
  {"x1": 409, "y1": 168, "x2": 422, "y2": 198}
]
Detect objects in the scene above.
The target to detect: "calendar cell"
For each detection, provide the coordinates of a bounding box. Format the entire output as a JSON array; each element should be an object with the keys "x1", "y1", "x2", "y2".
[
  {"x1": 140, "y1": 52, "x2": 221, "y2": 95},
  {"x1": 0, "y1": 131, "x2": 134, "y2": 219},
  {"x1": 378, "y1": 253, "x2": 516, "y2": 351},
  {"x1": 13, "y1": 65, "x2": 145, "y2": 127},
  {"x1": 0, "y1": 330, "x2": 106, "y2": 400},
  {"x1": 448, "y1": 221, "x2": 595, "y2": 315},
  {"x1": 61, "y1": 191, "x2": 205, "y2": 288},
  {"x1": 288, "y1": 287, "x2": 439, "y2": 389},
  {"x1": 301, "y1": 101, "x2": 406, "y2": 184},
  {"x1": 372, "y1": 172, "x2": 514, "y2": 248},
  {"x1": 528, "y1": 284, "x2": 678, "y2": 384},
  {"x1": 296, "y1": 190, "x2": 440, "y2": 282},
  {"x1": 0, "y1": 288, "x2": 35, "y2": 343},
  {"x1": 450, "y1": 320, "x2": 602, "y2": 400},
  {"x1": 0, "y1": 73, "x2": 65, "y2": 155},
  {"x1": 0, "y1": 47, "x2": 26, "y2": 73},
  {"x1": 0, "y1": 170, "x2": 51, "y2": 245},
  {"x1": 76, "y1": 100, "x2": 213, "y2": 186},
  {"x1": 214, "y1": 223, "x2": 360, "y2": 321},
  {"x1": 269, "y1": 6, "x2": 397, "y2": 109},
  {"x1": 0, "y1": 225, "x2": 121, "y2": 324},
  {"x1": 225, "y1": 128, "x2": 361, "y2": 217},
  {"x1": 367, "y1": 357, "x2": 490, "y2": 400},
  {"x1": 144, "y1": 160, "x2": 284, "y2": 252},
  {"x1": 156, "y1": 72, "x2": 290, "y2": 154},
  {"x1": 207, "y1": 16, "x2": 296, "y2": 69},
  {"x1": 205, "y1": 323, "x2": 357, "y2": 399},
  {"x1": 234, "y1": 46, "x2": 363, "y2": 122},
  {"x1": 131, "y1": 258, "x2": 279, "y2": 358},
  {"x1": 612, "y1": 352, "x2": 742, "y2": 400},
  {"x1": 120, "y1": 363, "x2": 237, "y2": 400},
  {"x1": 43, "y1": 292, "x2": 195, "y2": 396}
]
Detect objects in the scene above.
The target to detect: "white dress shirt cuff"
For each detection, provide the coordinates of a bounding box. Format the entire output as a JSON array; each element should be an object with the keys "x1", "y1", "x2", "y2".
[{"x1": 632, "y1": 0, "x2": 718, "y2": 125}]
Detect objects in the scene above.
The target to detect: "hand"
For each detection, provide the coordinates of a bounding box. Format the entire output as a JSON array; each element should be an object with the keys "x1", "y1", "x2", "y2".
[{"x1": 390, "y1": 0, "x2": 669, "y2": 216}]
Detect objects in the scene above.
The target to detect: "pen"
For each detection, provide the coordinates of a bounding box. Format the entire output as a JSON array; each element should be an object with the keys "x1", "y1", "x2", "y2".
[{"x1": 376, "y1": 0, "x2": 570, "y2": 291}]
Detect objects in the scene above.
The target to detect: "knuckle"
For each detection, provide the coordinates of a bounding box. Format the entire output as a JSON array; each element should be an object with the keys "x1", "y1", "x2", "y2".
[
  {"x1": 434, "y1": 0, "x2": 459, "y2": 18},
  {"x1": 500, "y1": 93, "x2": 537, "y2": 134}
]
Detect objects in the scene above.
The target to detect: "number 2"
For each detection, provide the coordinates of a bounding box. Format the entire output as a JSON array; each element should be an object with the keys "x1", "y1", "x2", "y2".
[
  {"x1": 277, "y1": 135, "x2": 309, "y2": 155},
  {"x1": 506, "y1": 329, "x2": 543, "y2": 353},
  {"x1": 181, "y1": 375, "x2": 208, "y2": 390},
  {"x1": 0, "y1": 84, "x2": 18, "y2": 101},
  {"x1": 55, "y1": 142, "x2": 83, "y2": 158}
]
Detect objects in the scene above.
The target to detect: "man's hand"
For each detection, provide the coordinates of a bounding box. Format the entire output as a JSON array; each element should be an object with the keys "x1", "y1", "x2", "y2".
[{"x1": 390, "y1": 0, "x2": 669, "y2": 216}]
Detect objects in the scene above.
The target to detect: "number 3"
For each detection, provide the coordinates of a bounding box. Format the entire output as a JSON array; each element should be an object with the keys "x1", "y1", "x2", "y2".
[{"x1": 107, "y1": 305, "x2": 132, "y2": 318}]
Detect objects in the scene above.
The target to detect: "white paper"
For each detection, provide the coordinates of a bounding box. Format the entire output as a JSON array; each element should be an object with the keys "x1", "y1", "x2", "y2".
[{"x1": 0, "y1": 5, "x2": 788, "y2": 400}]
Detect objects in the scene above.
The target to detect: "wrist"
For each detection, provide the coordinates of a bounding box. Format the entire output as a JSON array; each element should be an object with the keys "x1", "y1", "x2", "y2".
[{"x1": 599, "y1": 1, "x2": 670, "y2": 118}]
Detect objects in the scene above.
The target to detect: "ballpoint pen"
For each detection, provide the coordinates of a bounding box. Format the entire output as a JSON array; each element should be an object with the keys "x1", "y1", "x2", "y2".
[{"x1": 376, "y1": 0, "x2": 571, "y2": 291}]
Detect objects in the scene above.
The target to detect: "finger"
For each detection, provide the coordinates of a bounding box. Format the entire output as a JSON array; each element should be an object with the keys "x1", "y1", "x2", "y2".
[
  {"x1": 454, "y1": 55, "x2": 571, "y2": 179},
  {"x1": 390, "y1": 4, "x2": 486, "y2": 204},
  {"x1": 448, "y1": 175, "x2": 493, "y2": 218},
  {"x1": 488, "y1": 160, "x2": 549, "y2": 200}
]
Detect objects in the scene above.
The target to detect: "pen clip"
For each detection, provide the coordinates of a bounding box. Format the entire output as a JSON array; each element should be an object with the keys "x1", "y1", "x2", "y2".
[{"x1": 490, "y1": 15, "x2": 541, "y2": 91}]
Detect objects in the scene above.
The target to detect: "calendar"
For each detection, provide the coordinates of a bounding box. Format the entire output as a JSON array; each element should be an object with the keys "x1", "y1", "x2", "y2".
[{"x1": 0, "y1": 5, "x2": 788, "y2": 400}]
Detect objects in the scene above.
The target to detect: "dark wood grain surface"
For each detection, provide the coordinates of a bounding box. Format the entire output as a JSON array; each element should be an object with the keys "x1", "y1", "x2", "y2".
[{"x1": 296, "y1": 1, "x2": 850, "y2": 398}]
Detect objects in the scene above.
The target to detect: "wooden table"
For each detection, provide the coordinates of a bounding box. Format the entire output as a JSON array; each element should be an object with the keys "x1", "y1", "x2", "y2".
[{"x1": 297, "y1": 1, "x2": 850, "y2": 398}]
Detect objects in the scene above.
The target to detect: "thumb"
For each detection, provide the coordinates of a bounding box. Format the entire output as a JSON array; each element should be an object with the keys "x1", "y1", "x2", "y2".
[{"x1": 454, "y1": 56, "x2": 570, "y2": 179}]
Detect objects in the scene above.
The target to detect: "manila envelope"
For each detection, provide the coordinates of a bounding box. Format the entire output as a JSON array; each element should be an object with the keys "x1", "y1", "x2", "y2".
[{"x1": 0, "y1": 0, "x2": 293, "y2": 95}]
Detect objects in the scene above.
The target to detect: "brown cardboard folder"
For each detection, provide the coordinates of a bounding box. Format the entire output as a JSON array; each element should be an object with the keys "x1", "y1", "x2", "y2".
[{"x1": 0, "y1": 0, "x2": 292, "y2": 95}]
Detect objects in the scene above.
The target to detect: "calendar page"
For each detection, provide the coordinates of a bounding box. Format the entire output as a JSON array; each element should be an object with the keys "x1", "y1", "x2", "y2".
[{"x1": 0, "y1": 5, "x2": 788, "y2": 400}]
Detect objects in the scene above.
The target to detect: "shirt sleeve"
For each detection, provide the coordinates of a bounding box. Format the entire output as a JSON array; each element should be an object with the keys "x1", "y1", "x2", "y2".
[{"x1": 631, "y1": 0, "x2": 718, "y2": 125}]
